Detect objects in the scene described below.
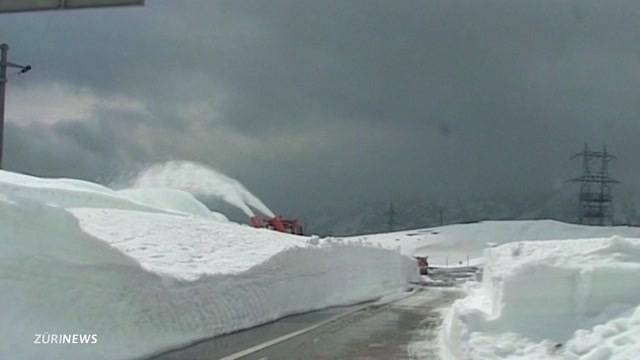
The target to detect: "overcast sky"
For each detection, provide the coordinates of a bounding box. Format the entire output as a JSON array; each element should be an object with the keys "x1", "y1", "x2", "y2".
[{"x1": 1, "y1": 0, "x2": 640, "y2": 214}]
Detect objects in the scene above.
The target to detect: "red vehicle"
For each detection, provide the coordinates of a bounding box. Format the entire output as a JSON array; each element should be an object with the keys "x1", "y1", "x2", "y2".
[
  {"x1": 250, "y1": 215, "x2": 304, "y2": 235},
  {"x1": 416, "y1": 256, "x2": 429, "y2": 275}
]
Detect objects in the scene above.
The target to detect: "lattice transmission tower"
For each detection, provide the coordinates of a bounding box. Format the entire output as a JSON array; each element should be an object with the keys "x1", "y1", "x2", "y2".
[{"x1": 569, "y1": 144, "x2": 620, "y2": 225}]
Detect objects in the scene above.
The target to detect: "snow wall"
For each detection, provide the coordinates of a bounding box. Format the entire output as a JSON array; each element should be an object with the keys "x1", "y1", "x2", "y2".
[
  {"x1": 0, "y1": 170, "x2": 417, "y2": 360},
  {"x1": 441, "y1": 237, "x2": 640, "y2": 359}
]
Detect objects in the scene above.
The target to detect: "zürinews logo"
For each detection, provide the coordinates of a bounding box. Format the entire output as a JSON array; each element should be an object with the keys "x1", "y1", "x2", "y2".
[{"x1": 34, "y1": 333, "x2": 98, "y2": 345}]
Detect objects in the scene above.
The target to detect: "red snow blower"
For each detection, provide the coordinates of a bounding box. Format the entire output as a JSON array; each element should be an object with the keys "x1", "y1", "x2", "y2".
[{"x1": 250, "y1": 215, "x2": 304, "y2": 235}]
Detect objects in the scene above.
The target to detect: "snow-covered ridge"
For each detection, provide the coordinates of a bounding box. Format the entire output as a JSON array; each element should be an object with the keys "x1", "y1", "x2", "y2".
[
  {"x1": 70, "y1": 207, "x2": 304, "y2": 280},
  {"x1": 0, "y1": 170, "x2": 417, "y2": 360},
  {"x1": 0, "y1": 170, "x2": 227, "y2": 219},
  {"x1": 441, "y1": 237, "x2": 640, "y2": 359},
  {"x1": 352, "y1": 220, "x2": 640, "y2": 266}
]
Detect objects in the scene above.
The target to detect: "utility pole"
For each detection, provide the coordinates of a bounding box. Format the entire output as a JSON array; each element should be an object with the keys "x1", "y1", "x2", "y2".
[
  {"x1": 569, "y1": 144, "x2": 619, "y2": 225},
  {"x1": 385, "y1": 202, "x2": 397, "y2": 232},
  {"x1": 0, "y1": 43, "x2": 31, "y2": 169},
  {"x1": 438, "y1": 207, "x2": 444, "y2": 226}
]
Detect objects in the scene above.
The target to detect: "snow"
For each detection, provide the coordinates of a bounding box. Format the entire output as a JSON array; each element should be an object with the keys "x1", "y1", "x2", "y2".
[
  {"x1": 0, "y1": 170, "x2": 417, "y2": 360},
  {"x1": 0, "y1": 168, "x2": 226, "y2": 219},
  {"x1": 116, "y1": 187, "x2": 228, "y2": 221},
  {"x1": 70, "y1": 207, "x2": 300, "y2": 280},
  {"x1": 440, "y1": 236, "x2": 640, "y2": 360},
  {"x1": 350, "y1": 220, "x2": 640, "y2": 266},
  {"x1": 126, "y1": 161, "x2": 275, "y2": 217}
]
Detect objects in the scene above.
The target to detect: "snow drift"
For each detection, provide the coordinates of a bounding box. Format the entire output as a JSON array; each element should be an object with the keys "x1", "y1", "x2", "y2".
[
  {"x1": 0, "y1": 170, "x2": 417, "y2": 360},
  {"x1": 351, "y1": 220, "x2": 640, "y2": 266},
  {"x1": 441, "y1": 237, "x2": 640, "y2": 359},
  {"x1": 0, "y1": 169, "x2": 228, "y2": 220}
]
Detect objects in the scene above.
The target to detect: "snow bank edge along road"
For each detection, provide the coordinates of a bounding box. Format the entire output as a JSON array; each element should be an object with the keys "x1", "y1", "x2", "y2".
[
  {"x1": 0, "y1": 170, "x2": 418, "y2": 360},
  {"x1": 440, "y1": 237, "x2": 640, "y2": 360}
]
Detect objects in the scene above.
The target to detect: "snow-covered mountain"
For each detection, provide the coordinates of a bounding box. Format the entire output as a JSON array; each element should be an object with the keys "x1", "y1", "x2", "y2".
[
  {"x1": 299, "y1": 186, "x2": 640, "y2": 236},
  {"x1": 347, "y1": 219, "x2": 640, "y2": 267}
]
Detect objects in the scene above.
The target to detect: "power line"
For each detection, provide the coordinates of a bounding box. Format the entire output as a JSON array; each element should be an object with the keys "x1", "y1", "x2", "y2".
[{"x1": 385, "y1": 202, "x2": 397, "y2": 231}]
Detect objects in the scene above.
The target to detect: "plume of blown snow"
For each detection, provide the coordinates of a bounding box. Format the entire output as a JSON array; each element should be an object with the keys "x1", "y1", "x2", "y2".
[{"x1": 126, "y1": 161, "x2": 275, "y2": 218}]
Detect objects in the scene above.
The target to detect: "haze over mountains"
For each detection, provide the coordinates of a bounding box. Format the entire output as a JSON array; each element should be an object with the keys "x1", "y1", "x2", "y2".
[{"x1": 295, "y1": 186, "x2": 640, "y2": 236}]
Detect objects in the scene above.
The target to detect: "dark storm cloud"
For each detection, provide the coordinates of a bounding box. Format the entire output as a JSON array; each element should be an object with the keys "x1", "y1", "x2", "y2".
[
  {"x1": 1, "y1": 0, "x2": 640, "y2": 213},
  {"x1": 4, "y1": 108, "x2": 152, "y2": 181}
]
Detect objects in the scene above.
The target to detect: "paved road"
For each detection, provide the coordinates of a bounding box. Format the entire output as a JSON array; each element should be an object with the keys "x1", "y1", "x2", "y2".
[
  {"x1": 148, "y1": 304, "x2": 360, "y2": 360},
  {"x1": 150, "y1": 267, "x2": 477, "y2": 360},
  {"x1": 241, "y1": 288, "x2": 464, "y2": 360}
]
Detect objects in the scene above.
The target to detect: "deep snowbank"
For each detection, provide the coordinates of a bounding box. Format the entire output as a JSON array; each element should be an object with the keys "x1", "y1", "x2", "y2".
[
  {"x1": 0, "y1": 171, "x2": 417, "y2": 360},
  {"x1": 441, "y1": 237, "x2": 640, "y2": 359},
  {"x1": 351, "y1": 220, "x2": 640, "y2": 266},
  {"x1": 0, "y1": 170, "x2": 227, "y2": 219}
]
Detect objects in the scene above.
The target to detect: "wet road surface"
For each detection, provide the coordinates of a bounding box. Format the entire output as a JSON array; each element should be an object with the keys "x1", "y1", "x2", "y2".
[
  {"x1": 150, "y1": 267, "x2": 478, "y2": 360},
  {"x1": 240, "y1": 288, "x2": 464, "y2": 360},
  {"x1": 148, "y1": 304, "x2": 361, "y2": 360}
]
